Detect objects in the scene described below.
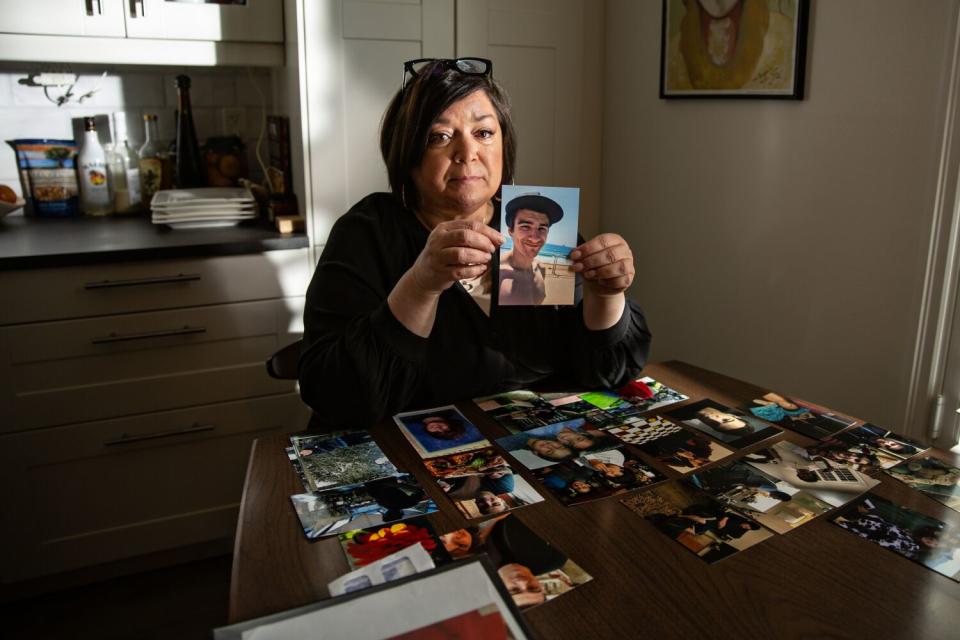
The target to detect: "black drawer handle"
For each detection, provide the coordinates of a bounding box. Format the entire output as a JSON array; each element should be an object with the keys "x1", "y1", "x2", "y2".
[
  {"x1": 84, "y1": 273, "x2": 202, "y2": 290},
  {"x1": 104, "y1": 423, "x2": 215, "y2": 447},
  {"x1": 91, "y1": 325, "x2": 206, "y2": 344}
]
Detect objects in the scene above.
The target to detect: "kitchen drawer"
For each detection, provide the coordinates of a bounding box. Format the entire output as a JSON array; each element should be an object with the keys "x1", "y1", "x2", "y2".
[
  {"x1": 0, "y1": 393, "x2": 308, "y2": 582},
  {"x1": 0, "y1": 298, "x2": 304, "y2": 432},
  {"x1": 0, "y1": 248, "x2": 311, "y2": 325}
]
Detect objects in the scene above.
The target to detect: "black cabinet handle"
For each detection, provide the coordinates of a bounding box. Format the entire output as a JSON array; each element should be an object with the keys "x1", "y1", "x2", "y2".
[
  {"x1": 104, "y1": 423, "x2": 215, "y2": 446},
  {"x1": 84, "y1": 273, "x2": 201, "y2": 290},
  {"x1": 91, "y1": 325, "x2": 206, "y2": 344}
]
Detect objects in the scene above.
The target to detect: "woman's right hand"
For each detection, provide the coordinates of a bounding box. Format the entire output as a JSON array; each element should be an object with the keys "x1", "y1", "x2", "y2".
[{"x1": 408, "y1": 219, "x2": 504, "y2": 295}]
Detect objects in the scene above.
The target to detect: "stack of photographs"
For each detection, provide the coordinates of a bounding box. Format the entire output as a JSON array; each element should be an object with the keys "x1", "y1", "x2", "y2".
[
  {"x1": 621, "y1": 482, "x2": 774, "y2": 564},
  {"x1": 437, "y1": 513, "x2": 593, "y2": 610},
  {"x1": 394, "y1": 407, "x2": 544, "y2": 519},
  {"x1": 473, "y1": 376, "x2": 688, "y2": 434},
  {"x1": 808, "y1": 423, "x2": 929, "y2": 476},
  {"x1": 885, "y1": 456, "x2": 960, "y2": 512},
  {"x1": 743, "y1": 391, "x2": 855, "y2": 440},
  {"x1": 830, "y1": 494, "x2": 960, "y2": 582},
  {"x1": 285, "y1": 431, "x2": 438, "y2": 540}
]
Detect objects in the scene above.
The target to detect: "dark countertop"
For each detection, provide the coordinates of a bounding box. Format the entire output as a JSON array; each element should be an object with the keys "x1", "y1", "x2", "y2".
[{"x1": 0, "y1": 213, "x2": 309, "y2": 270}]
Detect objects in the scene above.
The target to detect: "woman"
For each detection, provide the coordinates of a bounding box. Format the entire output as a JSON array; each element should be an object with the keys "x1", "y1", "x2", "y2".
[{"x1": 299, "y1": 58, "x2": 651, "y2": 429}]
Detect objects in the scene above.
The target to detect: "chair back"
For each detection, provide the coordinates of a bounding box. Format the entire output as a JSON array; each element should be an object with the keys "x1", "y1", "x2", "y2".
[{"x1": 265, "y1": 339, "x2": 303, "y2": 380}]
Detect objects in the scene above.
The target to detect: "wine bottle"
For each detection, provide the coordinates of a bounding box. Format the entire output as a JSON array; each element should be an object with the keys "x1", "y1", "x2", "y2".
[
  {"x1": 138, "y1": 113, "x2": 165, "y2": 208},
  {"x1": 174, "y1": 75, "x2": 205, "y2": 188},
  {"x1": 78, "y1": 116, "x2": 112, "y2": 216}
]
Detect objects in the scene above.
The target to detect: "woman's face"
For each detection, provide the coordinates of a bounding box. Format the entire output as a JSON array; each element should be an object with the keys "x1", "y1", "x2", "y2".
[
  {"x1": 699, "y1": 407, "x2": 747, "y2": 431},
  {"x1": 441, "y1": 529, "x2": 473, "y2": 557},
  {"x1": 411, "y1": 89, "x2": 503, "y2": 219}
]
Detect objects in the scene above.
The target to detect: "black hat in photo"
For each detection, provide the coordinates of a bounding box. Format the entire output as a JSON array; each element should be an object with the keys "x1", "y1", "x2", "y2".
[{"x1": 505, "y1": 192, "x2": 564, "y2": 228}]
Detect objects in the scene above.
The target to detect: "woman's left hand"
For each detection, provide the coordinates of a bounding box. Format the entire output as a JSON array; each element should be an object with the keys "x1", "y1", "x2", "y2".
[{"x1": 570, "y1": 233, "x2": 635, "y2": 297}]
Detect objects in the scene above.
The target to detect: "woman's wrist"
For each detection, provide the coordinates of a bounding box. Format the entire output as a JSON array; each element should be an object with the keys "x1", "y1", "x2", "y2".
[
  {"x1": 387, "y1": 269, "x2": 443, "y2": 338},
  {"x1": 582, "y1": 290, "x2": 626, "y2": 331}
]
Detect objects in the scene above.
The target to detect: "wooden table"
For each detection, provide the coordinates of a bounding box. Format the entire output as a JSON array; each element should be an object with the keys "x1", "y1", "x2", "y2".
[{"x1": 228, "y1": 361, "x2": 960, "y2": 639}]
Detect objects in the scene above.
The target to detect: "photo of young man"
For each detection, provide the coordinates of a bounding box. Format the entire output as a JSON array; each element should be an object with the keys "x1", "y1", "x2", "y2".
[{"x1": 499, "y1": 186, "x2": 579, "y2": 306}]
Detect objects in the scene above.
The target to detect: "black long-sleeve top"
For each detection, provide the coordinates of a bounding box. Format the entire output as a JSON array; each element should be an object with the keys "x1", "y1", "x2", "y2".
[{"x1": 299, "y1": 193, "x2": 652, "y2": 430}]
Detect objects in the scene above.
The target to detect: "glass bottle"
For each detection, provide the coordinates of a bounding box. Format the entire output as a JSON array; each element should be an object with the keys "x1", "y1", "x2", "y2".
[
  {"x1": 77, "y1": 116, "x2": 112, "y2": 216},
  {"x1": 139, "y1": 113, "x2": 164, "y2": 207},
  {"x1": 106, "y1": 112, "x2": 141, "y2": 214},
  {"x1": 174, "y1": 75, "x2": 205, "y2": 188}
]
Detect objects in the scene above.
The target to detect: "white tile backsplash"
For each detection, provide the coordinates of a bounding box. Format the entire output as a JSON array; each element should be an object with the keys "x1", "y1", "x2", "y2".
[{"x1": 0, "y1": 66, "x2": 276, "y2": 194}]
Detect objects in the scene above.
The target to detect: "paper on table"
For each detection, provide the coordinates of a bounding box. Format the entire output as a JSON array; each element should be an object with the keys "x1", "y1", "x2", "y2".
[{"x1": 327, "y1": 541, "x2": 435, "y2": 597}]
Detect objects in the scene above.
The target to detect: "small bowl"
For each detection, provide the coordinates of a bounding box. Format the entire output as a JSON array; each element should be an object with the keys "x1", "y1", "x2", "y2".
[{"x1": 0, "y1": 198, "x2": 26, "y2": 216}]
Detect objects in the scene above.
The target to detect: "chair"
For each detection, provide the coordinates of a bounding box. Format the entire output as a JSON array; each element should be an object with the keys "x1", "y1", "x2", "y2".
[{"x1": 265, "y1": 339, "x2": 303, "y2": 380}]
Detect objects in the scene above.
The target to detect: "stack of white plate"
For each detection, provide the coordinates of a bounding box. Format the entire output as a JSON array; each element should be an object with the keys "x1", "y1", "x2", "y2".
[{"x1": 150, "y1": 187, "x2": 257, "y2": 229}]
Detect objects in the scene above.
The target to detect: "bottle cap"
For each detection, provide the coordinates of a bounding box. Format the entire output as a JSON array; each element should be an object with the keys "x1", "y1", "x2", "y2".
[
  {"x1": 176, "y1": 75, "x2": 191, "y2": 89},
  {"x1": 83, "y1": 117, "x2": 96, "y2": 131}
]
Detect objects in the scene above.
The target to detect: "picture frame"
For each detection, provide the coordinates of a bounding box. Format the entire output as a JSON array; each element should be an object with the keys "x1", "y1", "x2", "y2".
[{"x1": 659, "y1": 0, "x2": 810, "y2": 99}]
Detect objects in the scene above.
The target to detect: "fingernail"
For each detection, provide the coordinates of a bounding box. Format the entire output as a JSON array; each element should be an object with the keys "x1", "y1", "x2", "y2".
[{"x1": 570, "y1": 250, "x2": 580, "y2": 259}]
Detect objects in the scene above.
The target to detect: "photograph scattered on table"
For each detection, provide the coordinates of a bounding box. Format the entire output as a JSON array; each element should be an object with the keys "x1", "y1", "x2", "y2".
[
  {"x1": 634, "y1": 429, "x2": 734, "y2": 474},
  {"x1": 289, "y1": 431, "x2": 399, "y2": 491},
  {"x1": 604, "y1": 414, "x2": 683, "y2": 445},
  {"x1": 338, "y1": 517, "x2": 451, "y2": 571},
  {"x1": 743, "y1": 441, "x2": 878, "y2": 508},
  {"x1": 885, "y1": 456, "x2": 960, "y2": 513},
  {"x1": 621, "y1": 482, "x2": 774, "y2": 564},
  {"x1": 437, "y1": 513, "x2": 593, "y2": 610},
  {"x1": 830, "y1": 494, "x2": 960, "y2": 582},
  {"x1": 498, "y1": 185, "x2": 579, "y2": 307},
  {"x1": 687, "y1": 460, "x2": 832, "y2": 534},
  {"x1": 425, "y1": 448, "x2": 544, "y2": 519},
  {"x1": 663, "y1": 398, "x2": 781, "y2": 449},
  {"x1": 329, "y1": 541, "x2": 438, "y2": 597},
  {"x1": 290, "y1": 474, "x2": 438, "y2": 540},
  {"x1": 394, "y1": 405, "x2": 489, "y2": 458},
  {"x1": 617, "y1": 376, "x2": 689, "y2": 412},
  {"x1": 532, "y1": 445, "x2": 667, "y2": 506},
  {"x1": 744, "y1": 391, "x2": 855, "y2": 440},
  {"x1": 495, "y1": 417, "x2": 621, "y2": 470},
  {"x1": 844, "y1": 423, "x2": 929, "y2": 460}
]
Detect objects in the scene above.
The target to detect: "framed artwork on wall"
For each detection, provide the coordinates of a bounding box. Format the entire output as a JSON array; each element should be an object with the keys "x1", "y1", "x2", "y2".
[{"x1": 660, "y1": 0, "x2": 810, "y2": 99}]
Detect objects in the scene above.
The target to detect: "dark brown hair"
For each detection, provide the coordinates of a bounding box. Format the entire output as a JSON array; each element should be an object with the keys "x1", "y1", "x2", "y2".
[{"x1": 380, "y1": 62, "x2": 517, "y2": 210}]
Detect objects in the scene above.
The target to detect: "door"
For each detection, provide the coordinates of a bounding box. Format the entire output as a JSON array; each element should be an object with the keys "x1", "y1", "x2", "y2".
[
  {"x1": 123, "y1": 0, "x2": 283, "y2": 42},
  {"x1": 457, "y1": 0, "x2": 586, "y2": 187},
  {"x1": 300, "y1": 0, "x2": 455, "y2": 244},
  {"x1": 0, "y1": 0, "x2": 127, "y2": 37}
]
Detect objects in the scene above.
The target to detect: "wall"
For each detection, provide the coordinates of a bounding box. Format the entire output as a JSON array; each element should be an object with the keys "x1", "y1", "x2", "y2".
[
  {"x1": 601, "y1": 0, "x2": 957, "y2": 433},
  {"x1": 0, "y1": 64, "x2": 275, "y2": 197}
]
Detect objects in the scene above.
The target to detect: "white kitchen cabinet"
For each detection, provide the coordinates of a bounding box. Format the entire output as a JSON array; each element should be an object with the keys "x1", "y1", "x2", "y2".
[
  {"x1": 0, "y1": 0, "x2": 284, "y2": 66},
  {"x1": 0, "y1": 0, "x2": 281, "y2": 42},
  {"x1": 0, "y1": 0, "x2": 127, "y2": 38},
  {"x1": 124, "y1": 0, "x2": 283, "y2": 43},
  {"x1": 0, "y1": 248, "x2": 310, "y2": 581}
]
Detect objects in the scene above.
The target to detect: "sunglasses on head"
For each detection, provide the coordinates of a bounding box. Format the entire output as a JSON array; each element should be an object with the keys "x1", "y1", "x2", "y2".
[{"x1": 401, "y1": 57, "x2": 493, "y2": 92}]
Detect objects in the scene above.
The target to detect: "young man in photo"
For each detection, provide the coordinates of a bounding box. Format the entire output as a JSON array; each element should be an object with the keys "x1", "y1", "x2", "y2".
[{"x1": 499, "y1": 193, "x2": 564, "y2": 306}]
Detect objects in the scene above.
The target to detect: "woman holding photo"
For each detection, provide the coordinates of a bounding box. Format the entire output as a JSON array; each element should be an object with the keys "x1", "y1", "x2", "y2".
[{"x1": 299, "y1": 58, "x2": 651, "y2": 429}]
